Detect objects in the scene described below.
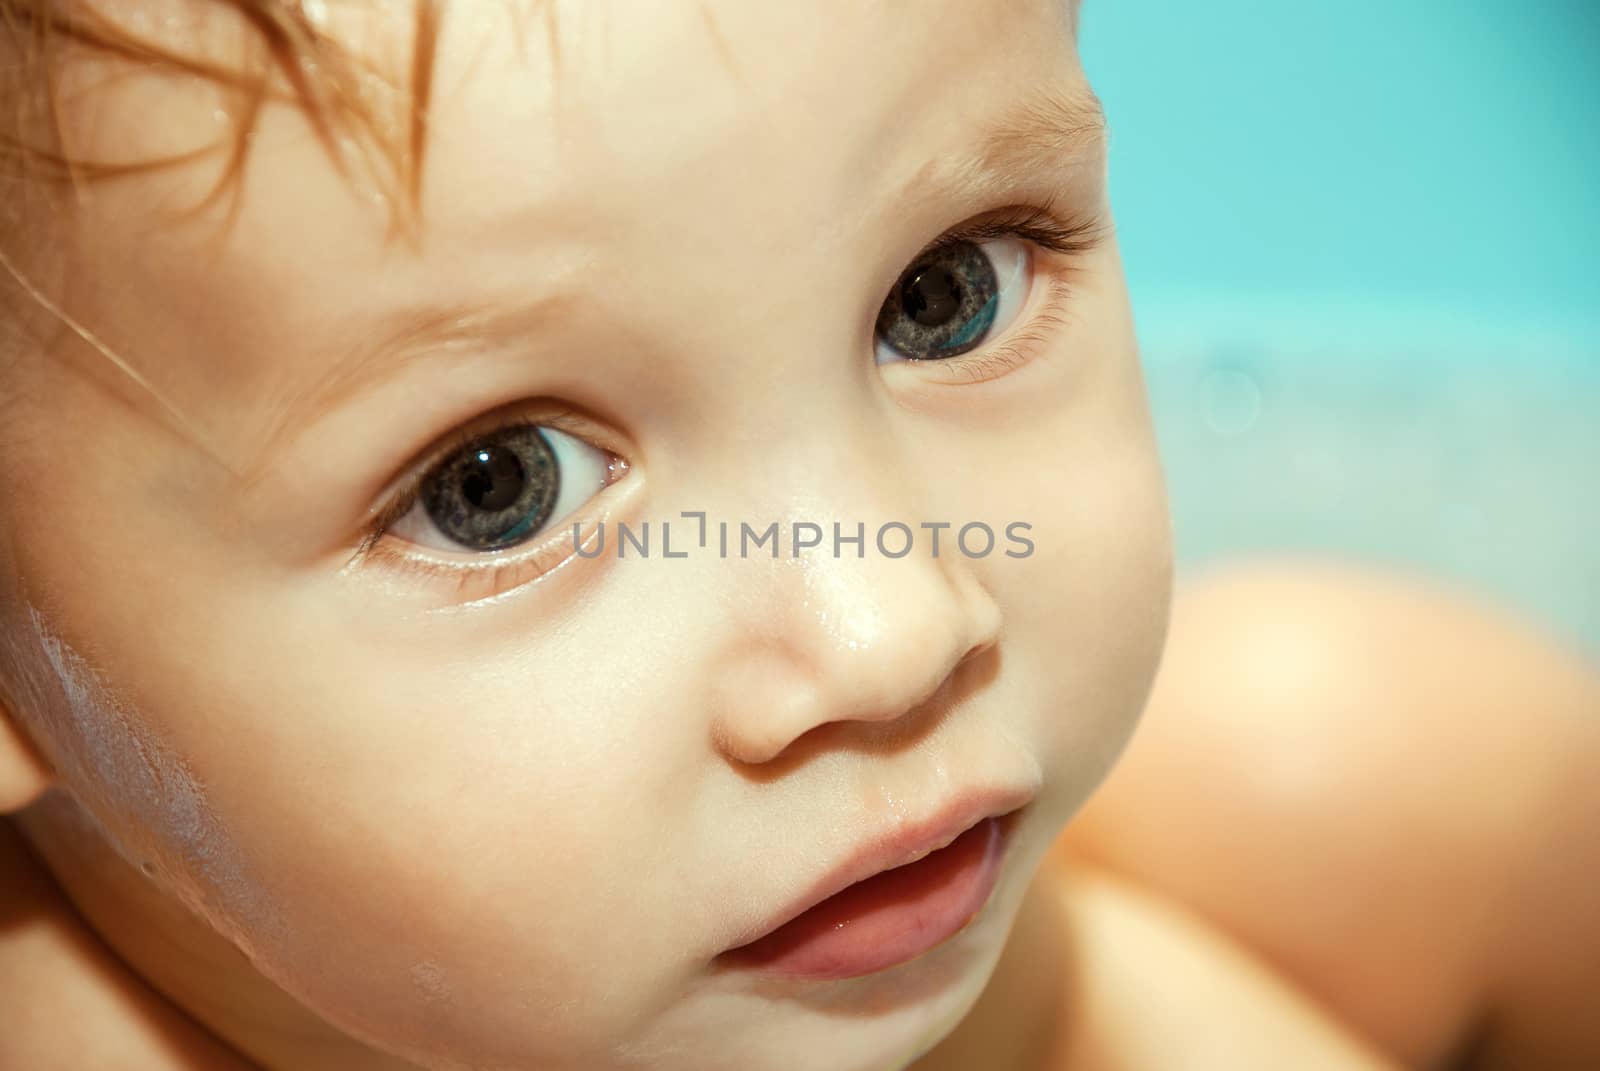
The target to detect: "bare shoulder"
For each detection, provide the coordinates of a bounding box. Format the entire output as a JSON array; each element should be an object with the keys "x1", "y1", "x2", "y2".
[
  {"x1": 1049, "y1": 860, "x2": 1404, "y2": 1071},
  {"x1": 1059, "y1": 557, "x2": 1600, "y2": 1069},
  {"x1": 0, "y1": 811, "x2": 255, "y2": 1070}
]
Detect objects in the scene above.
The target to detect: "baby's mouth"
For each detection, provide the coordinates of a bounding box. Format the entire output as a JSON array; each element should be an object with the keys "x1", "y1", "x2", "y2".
[{"x1": 716, "y1": 803, "x2": 1026, "y2": 982}]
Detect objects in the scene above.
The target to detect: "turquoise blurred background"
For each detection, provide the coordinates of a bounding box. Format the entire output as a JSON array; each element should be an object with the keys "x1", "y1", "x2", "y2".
[{"x1": 1081, "y1": 0, "x2": 1599, "y2": 655}]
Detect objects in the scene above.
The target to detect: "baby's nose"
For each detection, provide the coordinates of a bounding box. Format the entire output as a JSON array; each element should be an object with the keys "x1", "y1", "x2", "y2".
[{"x1": 707, "y1": 537, "x2": 1003, "y2": 767}]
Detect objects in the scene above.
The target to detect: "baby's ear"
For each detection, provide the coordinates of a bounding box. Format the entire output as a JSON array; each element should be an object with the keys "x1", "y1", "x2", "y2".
[{"x1": 0, "y1": 700, "x2": 54, "y2": 812}]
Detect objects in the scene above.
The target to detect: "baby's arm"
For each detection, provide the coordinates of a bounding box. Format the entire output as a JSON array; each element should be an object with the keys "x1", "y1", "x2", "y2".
[{"x1": 1059, "y1": 558, "x2": 1600, "y2": 1070}]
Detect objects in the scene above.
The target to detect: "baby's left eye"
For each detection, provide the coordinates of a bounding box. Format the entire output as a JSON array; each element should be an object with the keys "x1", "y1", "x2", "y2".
[
  {"x1": 873, "y1": 237, "x2": 1031, "y2": 364},
  {"x1": 386, "y1": 424, "x2": 613, "y2": 553}
]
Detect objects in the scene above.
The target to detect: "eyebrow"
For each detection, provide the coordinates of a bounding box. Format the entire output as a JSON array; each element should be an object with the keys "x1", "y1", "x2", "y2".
[
  {"x1": 249, "y1": 82, "x2": 1107, "y2": 474},
  {"x1": 248, "y1": 292, "x2": 581, "y2": 480},
  {"x1": 885, "y1": 80, "x2": 1109, "y2": 216}
]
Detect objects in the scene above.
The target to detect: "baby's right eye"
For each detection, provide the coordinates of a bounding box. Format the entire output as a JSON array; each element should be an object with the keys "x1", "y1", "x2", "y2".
[{"x1": 385, "y1": 423, "x2": 616, "y2": 553}]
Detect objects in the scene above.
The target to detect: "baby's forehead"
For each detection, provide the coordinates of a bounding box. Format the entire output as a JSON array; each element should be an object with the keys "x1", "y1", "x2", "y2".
[
  {"x1": 53, "y1": 0, "x2": 1086, "y2": 217},
  {"x1": 18, "y1": 0, "x2": 1094, "y2": 467}
]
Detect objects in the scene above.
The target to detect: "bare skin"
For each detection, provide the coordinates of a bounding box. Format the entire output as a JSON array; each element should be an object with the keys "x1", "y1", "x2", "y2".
[
  {"x1": 2, "y1": 3, "x2": 1168, "y2": 1069},
  {"x1": 1, "y1": 2, "x2": 1596, "y2": 1068},
  {"x1": 1061, "y1": 559, "x2": 1600, "y2": 1071},
  {"x1": 6, "y1": 562, "x2": 1597, "y2": 1069}
]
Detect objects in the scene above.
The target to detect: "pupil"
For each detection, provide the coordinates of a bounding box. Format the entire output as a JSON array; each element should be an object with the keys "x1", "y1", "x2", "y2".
[
  {"x1": 460, "y1": 447, "x2": 526, "y2": 512},
  {"x1": 903, "y1": 265, "x2": 962, "y2": 326}
]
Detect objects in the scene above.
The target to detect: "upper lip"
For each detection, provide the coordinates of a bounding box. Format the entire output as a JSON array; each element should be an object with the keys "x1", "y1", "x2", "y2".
[{"x1": 720, "y1": 785, "x2": 1036, "y2": 954}]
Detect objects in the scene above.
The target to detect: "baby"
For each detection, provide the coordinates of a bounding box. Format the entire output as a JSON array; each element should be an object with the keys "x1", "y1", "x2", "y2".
[{"x1": 1, "y1": 1, "x2": 1597, "y2": 1069}]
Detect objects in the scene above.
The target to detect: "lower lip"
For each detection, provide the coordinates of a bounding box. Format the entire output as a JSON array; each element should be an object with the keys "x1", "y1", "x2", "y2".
[{"x1": 718, "y1": 813, "x2": 1013, "y2": 981}]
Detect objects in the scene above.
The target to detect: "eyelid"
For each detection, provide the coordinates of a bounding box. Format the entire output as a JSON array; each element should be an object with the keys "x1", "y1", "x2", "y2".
[
  {"x1": 345, "y1": 204, "x2": 1101, "y2": 592},
  {"x1": 357, "y1": 482, "x2": 626, "y2": 606},
  {"x1": 911, "y1": 201, "x2": 1107, "y2": 265},
  {"x1": 884, "y1": 202, "x2": 1107, "y2": 386},
  {"x1": 349, "y1": 402, "x2": 617, "y2": 564}
]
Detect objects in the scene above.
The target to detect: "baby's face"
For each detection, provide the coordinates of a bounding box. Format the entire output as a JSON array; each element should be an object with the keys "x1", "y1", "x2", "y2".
[{"x1": 0, "y1": 1, "x2": 1170, "y2": 1068}]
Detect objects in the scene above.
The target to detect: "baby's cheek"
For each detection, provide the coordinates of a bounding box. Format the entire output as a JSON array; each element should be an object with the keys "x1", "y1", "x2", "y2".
[
  {"x1": 995, "y1": 386, "x2": 1172, "y2": 809},
  {"x1": 151, "y1": 743, "x2": 599, "y2": 1068},
  {"x1": 165, "y1": 628, "x2": 695, "y2": 1068},
  {"x1": 6, "y1": 601, "x2": 290, "y2": 951},
  {"x1": 220, "y1": 788, "x2": 674, "y2": 1070},
  {"x1": 0, "y1": 578, "x2": 658, "y2": 1066}
]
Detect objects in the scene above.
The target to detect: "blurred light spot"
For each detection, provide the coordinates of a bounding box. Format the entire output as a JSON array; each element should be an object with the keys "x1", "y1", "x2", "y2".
[
  {"x1": 1445, "y1": 502, "x2": 1485, "y2": 537},
  {"x1": 1201, "y1": 367, "x2": 1262, "y2": 435}
]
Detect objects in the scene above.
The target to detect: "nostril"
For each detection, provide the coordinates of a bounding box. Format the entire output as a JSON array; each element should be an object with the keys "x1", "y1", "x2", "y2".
[{"x1": 914, "y1": 659, "x2": 965, "y2": 712}]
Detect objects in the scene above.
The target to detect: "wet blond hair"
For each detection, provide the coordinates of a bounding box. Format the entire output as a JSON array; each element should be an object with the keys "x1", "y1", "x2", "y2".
[
  {"x1": 0, "y1": 0, "x2": 459, "y2": 418},
  {"x1": 0, "y1": 0, "x2": 444, "y2": 238}
]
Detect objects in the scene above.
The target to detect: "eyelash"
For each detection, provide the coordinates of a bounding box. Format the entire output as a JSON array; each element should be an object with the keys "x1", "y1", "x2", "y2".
[
  {"x1": 348, "y1": 406, "x2": 628, "y2": 598},
  {"x1": 892, "y1": 203, "x2": 1107, "y2": 384},
  {"x1": 353, "y1": 203, "x2": 1105, "y2": 597}
]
